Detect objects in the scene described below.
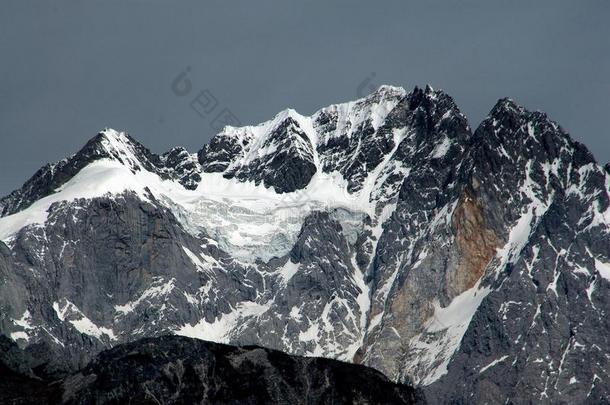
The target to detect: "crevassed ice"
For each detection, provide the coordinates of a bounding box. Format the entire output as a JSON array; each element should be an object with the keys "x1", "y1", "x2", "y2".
[
  {"x1": 0, "y1": 154, "x2": 371, "y2": 263},
  {"x1": 0, "y1": 114, "x2": 406, "y2": 262}
]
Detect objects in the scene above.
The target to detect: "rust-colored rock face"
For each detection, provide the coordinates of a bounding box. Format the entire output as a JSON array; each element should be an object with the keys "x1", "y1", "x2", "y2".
[{"x1": 448, "y1": 189, "x2": 501, "y2": 297}]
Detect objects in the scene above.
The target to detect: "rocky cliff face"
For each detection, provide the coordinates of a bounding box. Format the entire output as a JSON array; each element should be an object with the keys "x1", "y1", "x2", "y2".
[{"x1": 0, "y1": 85, "x2": 609, "y2": 404}]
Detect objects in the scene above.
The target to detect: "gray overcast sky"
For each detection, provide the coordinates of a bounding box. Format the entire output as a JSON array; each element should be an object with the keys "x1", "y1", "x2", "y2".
[{"x1": 1, "y1": 0, "x2": 609, "y2": 197}]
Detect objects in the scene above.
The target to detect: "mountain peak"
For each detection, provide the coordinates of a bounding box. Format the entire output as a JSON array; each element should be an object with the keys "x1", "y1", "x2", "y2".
[
  {"x1": 85, "y1": 128, "x2": 136, "y2": 154},
  {"x1": 0, "y1": 86, "x2": 591, "y2": 217},
  {"x1": 273, "y1": 107, "x2": 302, "y2": 120},
  {"x1": 0, "y1": 129, "x2": 166, "y2": 217},
  {"x1": 370, "y1": 84, "x2": 406, "y2": 98},
  {"x1": 99, "y1": 127, "x2": 125, "y2": 140},
  {"x1": 481, "y1": 97, "x2": 568, "y2": 146},
  {"x1": 2, "y1": 85, "x2": 610, "y2": 404},
  {"x1": 406, "y1": 85, "x2": 458, "y2": 111},
  {"x1": 488, "y1": 97, "x2": 526, "y2": 117}
]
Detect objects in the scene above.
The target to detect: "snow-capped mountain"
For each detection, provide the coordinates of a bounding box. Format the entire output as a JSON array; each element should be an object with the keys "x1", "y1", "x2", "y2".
[{"x1": 1, "y1": 85, "x2": 609, "y2": 404}]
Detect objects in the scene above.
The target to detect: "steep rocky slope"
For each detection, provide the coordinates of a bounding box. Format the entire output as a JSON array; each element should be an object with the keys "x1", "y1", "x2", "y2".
[{"x1": 0, "y1": 85, "x2": 609, "y2": 404}]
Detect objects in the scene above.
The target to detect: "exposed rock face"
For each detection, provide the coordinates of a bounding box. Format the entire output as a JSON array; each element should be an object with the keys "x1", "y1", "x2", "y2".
[
  {"x1": 160, "y1": 146, "x2": 202, "y2": 190},
  {"x1": 450, "y1": 190, "x2": 501, "y2": 295},
  {"x1": 421, "y1": 99, "x2": 610, "y2": 404},
  {"x1": 198, "y1": 111, "x2": 317, "y2": 193},
  {"x1": 0, "y1": 335, "x2": 421, "y2": 405},
  {"x1": 1, "y1": 85, "x2": 609, "y2": 404},
  {"x1": 226, "y1": 116, "x2": 318, "y2": 193}
]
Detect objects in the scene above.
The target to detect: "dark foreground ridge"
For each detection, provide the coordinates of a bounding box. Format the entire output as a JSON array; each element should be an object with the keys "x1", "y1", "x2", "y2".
[{"x1": 0, "y1": 335, "x2": 423, "y2": 404}]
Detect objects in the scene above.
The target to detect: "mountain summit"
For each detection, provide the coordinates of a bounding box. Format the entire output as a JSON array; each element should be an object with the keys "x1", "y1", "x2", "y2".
[{"x1": 0, "y1": 86, "x2": 609, "y2": 404}]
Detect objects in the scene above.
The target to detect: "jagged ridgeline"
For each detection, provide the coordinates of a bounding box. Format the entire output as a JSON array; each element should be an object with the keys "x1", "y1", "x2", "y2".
[
  {"x1": 0, "y1": 335, "x2": 422, "y2": 404},
  {"x1": 0, "y1": 85, "x2": 609, "y2": 404}
]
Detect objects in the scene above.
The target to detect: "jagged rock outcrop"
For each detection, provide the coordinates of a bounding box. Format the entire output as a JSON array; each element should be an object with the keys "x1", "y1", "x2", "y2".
[
  {"x1": 421, "y1": 98, "x2": 610, "y2": 404},
  {"x1": 1, "y1": 85, "x2": 609, "y2": 404}
]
